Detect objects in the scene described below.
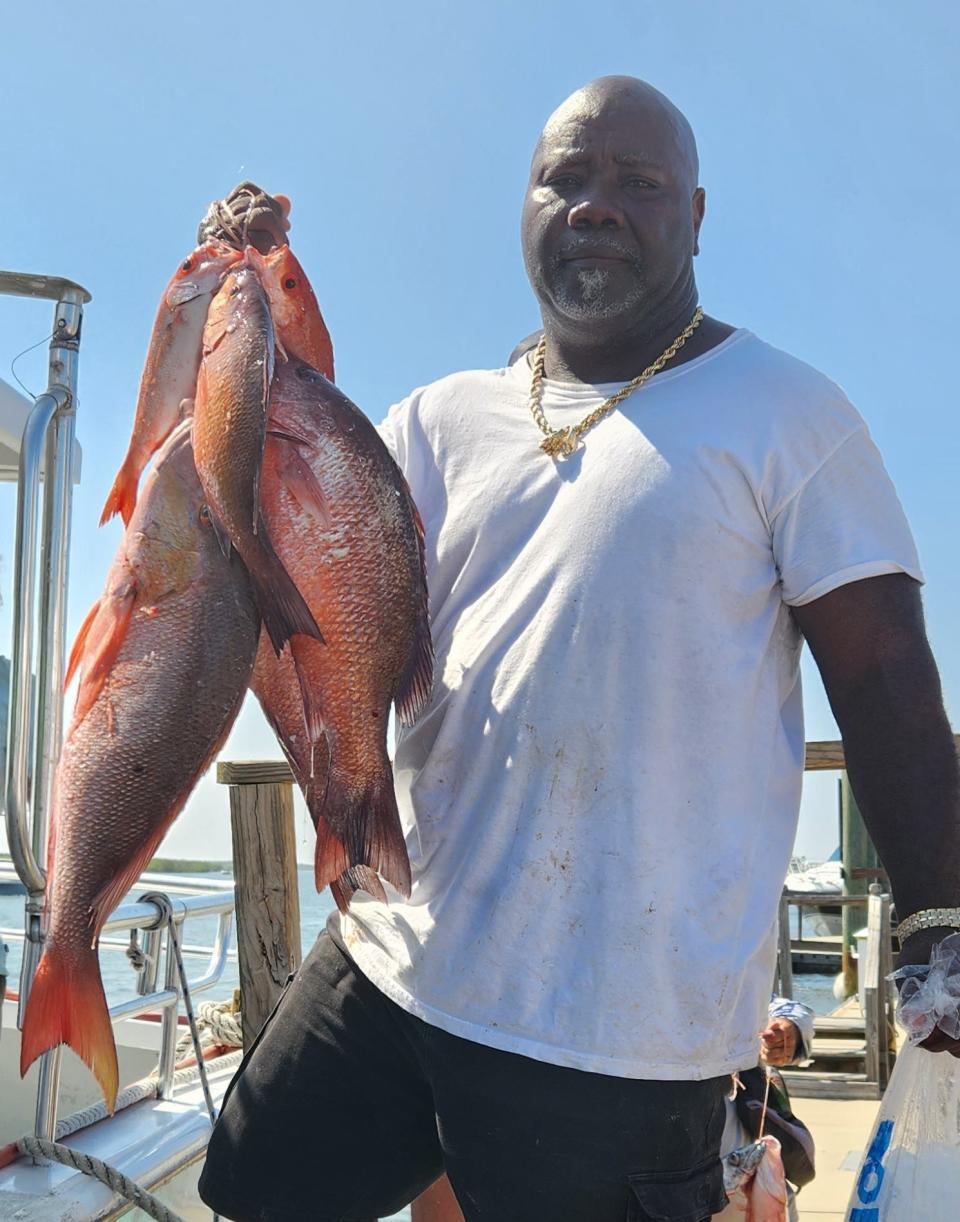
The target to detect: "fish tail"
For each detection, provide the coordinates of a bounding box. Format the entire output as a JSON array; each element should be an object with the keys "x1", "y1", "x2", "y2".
[
  {"x1": 314, "y1": 765, "x2": 412, "y2": 901},
  {"x1": 329, "y1": 866, "x2": 388, "y2": 913},
  {"x1": 99, "y1": 457, "x2": 141, "y2": 527},
  {"x1": 20, "y1": 945, "x2": 119, "y2": 1112},
  {"x1": 246, "y1": 517, "x2": 324, "y2": 656}
]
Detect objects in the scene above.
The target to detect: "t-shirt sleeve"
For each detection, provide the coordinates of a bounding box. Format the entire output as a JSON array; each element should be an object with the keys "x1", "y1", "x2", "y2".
[
  {"x1": 771, "y1": 426, "x2": 924, "y2": 607},
  {"x1": 376, "y1": 407, "x2": 401, "y2": 466}
]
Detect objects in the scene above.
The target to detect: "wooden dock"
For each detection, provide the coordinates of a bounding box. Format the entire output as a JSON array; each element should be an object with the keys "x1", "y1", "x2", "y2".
[{"x1": 797, "y1": 1095, "x2": 879, "y2": 1219}]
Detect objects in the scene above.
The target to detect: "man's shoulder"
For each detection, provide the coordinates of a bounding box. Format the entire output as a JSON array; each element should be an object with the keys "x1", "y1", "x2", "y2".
[
  {"x1": 722, "y1": 331, "x2": 866, "y2": 442},
  {"x1": 725, "y1": 331, "x2": 850, "y2": 401}
]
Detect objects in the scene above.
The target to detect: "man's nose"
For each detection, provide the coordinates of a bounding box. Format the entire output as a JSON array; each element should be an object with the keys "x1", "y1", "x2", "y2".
[{"x1": 568, "y1": 198, "x2": 625, "y2": 229}]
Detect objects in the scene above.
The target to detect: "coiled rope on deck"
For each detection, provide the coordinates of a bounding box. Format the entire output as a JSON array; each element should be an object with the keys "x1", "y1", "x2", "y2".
[
  {"x1": 16, "y1": 1135, "x2": 185, "y2": 1222},
  {"x1": 175, "y1": 996, "x2": 244, "y2": 1061}
]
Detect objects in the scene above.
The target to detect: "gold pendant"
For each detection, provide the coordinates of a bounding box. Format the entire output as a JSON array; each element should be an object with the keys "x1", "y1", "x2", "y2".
[{"x1": 540, "y1": 428, "x2": 578, "y2": 460}]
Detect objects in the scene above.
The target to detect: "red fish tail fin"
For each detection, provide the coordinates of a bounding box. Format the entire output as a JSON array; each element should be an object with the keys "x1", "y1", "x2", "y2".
[
  {"x1": 246, "y1": 516, "x2": 323, "y2": 656},
  {"x1": 99, "y1": 457, "x2": 140, "y2": 528},
  {"x1": 20, "y1": 948, "x2": 119, "y2": 1112},
  {"x1": 313, "y1": 813, "x2": 350, "y2": 893},
  {"x1": 319, "y1": 765, "x2": 412, "y2": 901},
  {"x1": 329, "y1": 866, "x2": 388, "y2": 914}
]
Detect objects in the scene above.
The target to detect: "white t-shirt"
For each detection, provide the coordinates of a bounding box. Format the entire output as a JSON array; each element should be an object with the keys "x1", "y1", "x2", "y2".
[{"x1": 336, "y1": 329, "x2": 921, "y2": 1080}]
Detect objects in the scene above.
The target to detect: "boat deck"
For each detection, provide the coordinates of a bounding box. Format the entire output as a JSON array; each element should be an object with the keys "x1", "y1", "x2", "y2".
[{"x1": 797, "y1": 1095, "x2": 878, "y2": 1219}]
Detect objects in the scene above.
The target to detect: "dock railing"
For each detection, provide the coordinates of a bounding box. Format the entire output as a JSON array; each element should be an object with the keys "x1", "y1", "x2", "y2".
[{"x1": 779, "y1": 887, "x2": 895, "y2": 1099}]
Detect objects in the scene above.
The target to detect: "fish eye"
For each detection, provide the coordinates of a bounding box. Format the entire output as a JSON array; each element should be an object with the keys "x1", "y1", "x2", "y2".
[
  {"x1": 284, "y1": 277, "x2": 297, "y2": 290},
  {"x1": 199, "y1": 504, "x2": 211, "y2": 524},
  {"x1": 181, "y1": 257, "x2": 194, "y2": 272}
]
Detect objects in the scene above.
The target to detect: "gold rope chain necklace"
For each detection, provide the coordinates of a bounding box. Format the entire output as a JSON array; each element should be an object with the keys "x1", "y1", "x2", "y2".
[{"x1": 528, "y1": 306, "x2": 705, "y2": 460}]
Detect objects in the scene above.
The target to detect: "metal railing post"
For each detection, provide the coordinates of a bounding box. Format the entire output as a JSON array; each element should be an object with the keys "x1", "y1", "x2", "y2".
[{"x1": 0, "y1": 273, "x2": 89, "y2": 1144}]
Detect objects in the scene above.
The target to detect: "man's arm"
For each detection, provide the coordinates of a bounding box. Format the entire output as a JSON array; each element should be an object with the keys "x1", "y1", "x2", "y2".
[{"x1": 792, "y1": 572, "x2": 960, "y2": 1052}]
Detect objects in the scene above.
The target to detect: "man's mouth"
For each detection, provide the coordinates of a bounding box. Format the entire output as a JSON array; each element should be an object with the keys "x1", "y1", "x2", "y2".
[
  {"x1": 564, "y1": 253, "x2": 628, "y2": 264},
  {"x1": 558, "y1": 242, "x2": 638, "y2": 266}
]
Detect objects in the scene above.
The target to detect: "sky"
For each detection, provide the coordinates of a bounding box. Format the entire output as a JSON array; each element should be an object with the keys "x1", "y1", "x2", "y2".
[{"x1": 1, "y1": 1, "x2": 958, "y2": 866}]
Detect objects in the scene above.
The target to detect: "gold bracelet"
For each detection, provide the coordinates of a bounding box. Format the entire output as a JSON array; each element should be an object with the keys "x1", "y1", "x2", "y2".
[{"x1": 896, "y1": 907, "x2": 960, "y2": 944}]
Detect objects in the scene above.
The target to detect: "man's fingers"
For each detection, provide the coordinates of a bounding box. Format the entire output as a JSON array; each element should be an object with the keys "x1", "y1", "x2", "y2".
[{"x1": 918, "y1": 1028, "x2": 960, "y2": 1057}]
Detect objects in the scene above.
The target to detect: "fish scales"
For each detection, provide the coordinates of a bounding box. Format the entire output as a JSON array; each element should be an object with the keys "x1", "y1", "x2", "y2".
[
  {"x1": 253, "y1": 359, "x2": 432, "y2": 908},
  {"x1": 21, "y1": 424, "x2": 260, "y2": 1109},
  {"x1": 193, "y1": 262, "x2": 322, "y2": 654},
  {"x1": 101, "y1": 240, "x2": 242, "y2": 526}
]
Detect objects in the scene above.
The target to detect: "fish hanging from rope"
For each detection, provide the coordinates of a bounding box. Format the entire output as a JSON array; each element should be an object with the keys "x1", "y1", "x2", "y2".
[
  {"x1": 100, "y1": 240, "x2": 243, "y2": 526},
  {"x1": 21, "y1": 423, "x2": 260, "y2": 1109},
  {"x1": 250, "y1": 291, "x2": 431, "y2": 907},
  {"x1": 191, "y1": 258, "x2": 323, "y2": 655},
  {"x1": 715, "y1": 1135, "x2": 788, "y2": 1221}
]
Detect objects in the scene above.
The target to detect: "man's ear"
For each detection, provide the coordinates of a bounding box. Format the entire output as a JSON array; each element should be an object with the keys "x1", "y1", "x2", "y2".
[{"x1": 692, "y1": 187, "x2": 706, "y2": 257}]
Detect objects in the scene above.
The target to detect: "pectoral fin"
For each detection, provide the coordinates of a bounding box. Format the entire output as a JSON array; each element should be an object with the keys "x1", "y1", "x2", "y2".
[{"x1": 69, "y1": 584, "x2": 138, "y2": 727}]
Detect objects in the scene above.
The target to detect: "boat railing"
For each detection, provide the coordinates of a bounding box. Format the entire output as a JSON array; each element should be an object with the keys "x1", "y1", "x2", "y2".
[{"x1": 2, "y1": 885, "x2": 237, "y2": 1140}]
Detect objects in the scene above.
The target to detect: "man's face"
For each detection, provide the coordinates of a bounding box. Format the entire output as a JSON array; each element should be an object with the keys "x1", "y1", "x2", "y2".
[{"x1": 521, "y1": 96, "x2": 703, "y2": 331}]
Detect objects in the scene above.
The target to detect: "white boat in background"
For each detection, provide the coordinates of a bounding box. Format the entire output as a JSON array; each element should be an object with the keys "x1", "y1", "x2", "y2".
[{"x1": 785, "y1": 856, "x2": 842, "y2": 896}]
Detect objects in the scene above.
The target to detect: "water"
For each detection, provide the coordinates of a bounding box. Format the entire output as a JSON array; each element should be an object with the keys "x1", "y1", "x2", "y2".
[
  {"x1": 0, "y1": 866, "x2": 840, "y2": 1014},
  {"x1": 0, "y1": 866, "x2": 332, "y2": 1008}
]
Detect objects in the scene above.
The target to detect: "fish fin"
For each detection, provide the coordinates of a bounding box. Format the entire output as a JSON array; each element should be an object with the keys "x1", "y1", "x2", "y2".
[
  {"x1": 329, "y1": 866, "x2": 388, "y2": 914},
  {"x1": 88, "y1": 812, "x2": 183, "y2": 936},
  {"x1": 315, "y1": 764, "x2": 412, "y2": 899},
  {"x1": 266, "y1": 421, "x2": 311, "y2": 447},
  {"x1": 289, "y1": 640, "x2": 325, "y2": 753},
  {"x1": 395, "y1": 611, "x2": 434, "y2": 726},
  {"x1": 99, "y1": 457, "x2": 141, "y2": 528},
  {"x1": 248, "y1": 516, "x2": 323, "y2": 655},
  {"x1": 313, "y1": 814, "x2": 350, "y2": 894},
  {"x1": 71, "y1": 585, "x2": 137, "y2": 726},
  {"x1": 269, "y1": 438, "x2": 332, "y2": 528},
  {"x1": 178, "y1": 396, "x2": 195, "y2": 421},
  {"x1": 395, "y1": 496, "x2": 434, "y2": 725},
  {"x1": 206, "y1": 508, "x2": 233, "y2": 560},
  {"x1": 65, "y1": 598, "x2": 102, "y2": 690},
  {"x1": 20, "y1": 945, "x2": 119, "y2": 1112}
]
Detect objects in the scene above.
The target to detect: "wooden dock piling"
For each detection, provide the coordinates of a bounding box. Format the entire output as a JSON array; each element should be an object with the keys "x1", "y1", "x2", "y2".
[{"x1": 217, "y1": 760, "x2": 302, "y2": 1047}]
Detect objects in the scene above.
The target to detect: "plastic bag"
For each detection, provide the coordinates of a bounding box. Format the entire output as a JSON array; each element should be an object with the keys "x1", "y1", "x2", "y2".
[
  {"x1": 845, "y1": 935, "x2": 960, "y2": 1220},
  {"x1": 844, "y1": 1041, "x2": 960, "y2": 1219}
]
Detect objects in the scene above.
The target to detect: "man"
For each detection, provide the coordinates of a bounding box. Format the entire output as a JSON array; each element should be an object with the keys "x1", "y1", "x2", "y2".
[{"x1": 199, "y1": 76, "x2": 960, "y2": 1221}]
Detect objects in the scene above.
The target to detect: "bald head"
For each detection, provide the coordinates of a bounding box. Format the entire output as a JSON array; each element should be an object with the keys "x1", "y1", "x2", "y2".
[
  {"x1": 534, "y1": 76, "x2": 699, "y2": 192},
  {"x1": 521, "y1": 75, "x2": 706, "y2": 347}
]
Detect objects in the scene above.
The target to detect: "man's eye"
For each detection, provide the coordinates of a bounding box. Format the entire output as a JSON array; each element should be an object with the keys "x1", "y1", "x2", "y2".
[
  {"x1": 546, "y1": 175, "x2": 580, "y2": 189},
  {"x1": 624, "y1": 177, "x2": 656, "y2": 190}
]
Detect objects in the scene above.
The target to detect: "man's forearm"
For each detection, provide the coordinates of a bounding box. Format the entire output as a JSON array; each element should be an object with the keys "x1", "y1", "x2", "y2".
[{"x1": 831, "y1": 641, "x2": 960, "y2": 919}]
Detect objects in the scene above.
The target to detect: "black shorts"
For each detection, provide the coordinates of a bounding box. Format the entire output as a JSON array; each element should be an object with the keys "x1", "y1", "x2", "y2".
[{"x1": 199, "y1": 924, "x2": 729, "y2": 1222}]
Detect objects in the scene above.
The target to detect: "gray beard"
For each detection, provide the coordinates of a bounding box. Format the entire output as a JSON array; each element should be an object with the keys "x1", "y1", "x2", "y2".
[{"x1": 549, "y1": 263, "x2": 646, "y2": 321}]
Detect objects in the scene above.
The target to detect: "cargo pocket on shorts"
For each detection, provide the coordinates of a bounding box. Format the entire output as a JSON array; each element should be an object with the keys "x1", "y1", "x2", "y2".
[
  {"x1": 626, "y1": 1155, "x2": 727, "y2": 1221},
  {"x1": 216, "y1": 971, "x2": 297, "y2": 1117}
]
